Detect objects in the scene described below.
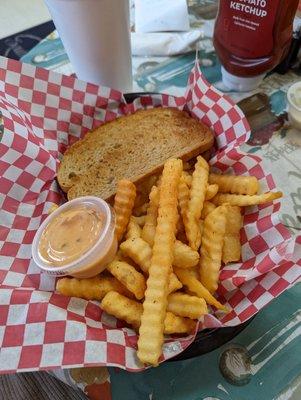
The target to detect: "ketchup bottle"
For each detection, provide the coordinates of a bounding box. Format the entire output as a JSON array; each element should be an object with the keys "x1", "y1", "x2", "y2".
[{"x1": 213, "y1": 0, "x2": 299, "y2": 91}]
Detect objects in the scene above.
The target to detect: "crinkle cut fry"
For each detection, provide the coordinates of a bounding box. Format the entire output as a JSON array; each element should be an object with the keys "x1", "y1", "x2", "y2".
[
  {"x1": 212, "y1": 191, "x2": 283, "y2": 206},
  {"x1": 126, "y1": 216, "x2": 142, "y2": 240},
  {"x1": 106, "y1": 259, "x2": 146, "y2": 300},
  {"x1": 178, "y1": 174, "x2": 189, "y2": 221},
  {"x1": 137, "y1": 158, "x2": 182, "y2": 366},
  {"x1": 119, "y1": 237, "x2": 182, "y2": 293},
  {"x1": 222, "y1": 206, "x2": 242, "y2": 264},
  {"x1": 101, "y1": 291, "x2": 196, "y2": 334},
  {"x1": 114, "y1": 179, "x2": 136, "y2": 242},
  {"x1": 184, "y1": 156, "x2": 209, "y2": 251},
  {"x1": 205, "y1": 184, "x2": 219, "y2": 200},
  {"x1": 209, "y1": 173, "x2": 259, "y2": 195},
  {"x1": 199, "y1": 205, "x2": 228, "y2": 293},
  {"x1": 141, "y1": 185, "x2": 159, "y2": 246},
  {"x1": 173, "y1": 267, "x2": 227, "y2": 311},
  {"x1": 56, "y1": 276, "x2": 133, "y2": 300}
]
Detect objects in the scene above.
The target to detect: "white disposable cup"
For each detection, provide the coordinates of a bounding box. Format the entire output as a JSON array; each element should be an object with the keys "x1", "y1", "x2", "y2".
[{"x1": 44, "y1": 0, "x2": 133, "y2": 92}]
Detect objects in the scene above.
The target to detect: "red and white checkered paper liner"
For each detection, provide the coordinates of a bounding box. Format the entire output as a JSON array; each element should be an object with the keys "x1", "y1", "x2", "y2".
[{"x1": 0, "y1": 56, "x2": 300, "y2": 373}]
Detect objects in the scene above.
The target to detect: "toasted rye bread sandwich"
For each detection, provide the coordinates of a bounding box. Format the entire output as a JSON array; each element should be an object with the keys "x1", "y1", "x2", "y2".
[{"x1": 57, "y1": 107, "x2": 214, "y2": 200}]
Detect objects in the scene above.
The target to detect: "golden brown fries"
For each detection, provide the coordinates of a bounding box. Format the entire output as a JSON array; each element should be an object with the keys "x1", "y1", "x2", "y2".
[
  {"x1": 201, "y1": 201, "x2": 216, "y2": 219},
  {"x1": 199, "y1": 205, "x2": 228, "y2": 293},
  {"x1": 209, "y1": 173, "x2": 259, "y2": 195},
  {"x1": 173, "y1": 240, "x2": 199, "y2": 268},
  {"x1": 101, "y1": 291, "x2": 142, "y2": 330},
  {"x1": 168, "y1": 272, "x2": 183, "y2": 294},
  {"x1": 56, "y1": 276, "x2": 133, "y2": 301},
  {"x1": 133, "y1": 202, "x2": 148, "y2": 217},
  {"x1": 167, "y1": 292, "x2": 207, "y2": 319},
  {"x1": 182, "y1": 171, "x2": 192, "y2": 187},
  {"x1": 222, "y1": 206, "x2": 242, "y2": 264},
  {"x1": 205, "y1": 184, "x2": 219, "y2": 201},
  {"x1": 56, "y1": 150, "x2": 285, "y2": 365},
  {"x1": 126, "y1": 216, "x2": 142, "y2": 240},
  {"x1": 115, "y1": 249, "x2": 139, "y2": 268},
  {"x1": 136, "y1": 175, "x2": 159, "y2": 199},
  {"x1": 132, "y1": 215, "x2": 146, "y2": 227},
  {"x1": 173, "y1": 268, "x2": 227, "y2": 311},
  {"x1": 163, "y1": 312, "x2": 196, "y2": 335},
  {"x1": 134, "y1": 175, "x2": 158, "y2": 213},
  {"x1": 212, "y1": 191, "x2": 283, "y2": 207},
  {"x1": 178, "y1": 175, "x2": 190, "y2": 220},
  {"x1": 106, "y1": 260, "x2": 146, "y2": 300},
  {"x1": 184, "y1": 156, "x2": 209, "y2": 251},
  {"x1": 199, "y1": 220, "x2": 204, "y2": 238},
  {"x1": 114, "y1": 180, "x2": 136, "y2": 242},
  {"x1": 101, "y1": 291, "x2": 196, "y2": 334},
  {"x1": 141, "y1": 185, "x2": 159, "y2": 246},
  {"x1": 120, "y1": 237, "x2": 152, "y2": 274},
  {"x1": 137, "y1": 158, "x2": 182, "y2": 366},
  {"x1": 120, "y1": 237, "x2": 181, "y2": 293}
]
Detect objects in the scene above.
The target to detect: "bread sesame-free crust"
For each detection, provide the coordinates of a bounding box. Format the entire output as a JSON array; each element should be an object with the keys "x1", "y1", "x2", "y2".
[{"x1": 57, "y1": 107, "x2": 214, "y2": 200}]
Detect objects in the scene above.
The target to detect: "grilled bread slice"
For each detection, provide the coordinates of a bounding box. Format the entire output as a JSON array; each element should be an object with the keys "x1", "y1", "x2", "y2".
[{"x1": 57, "y1": 107, "x2": 214, "y2": 200}]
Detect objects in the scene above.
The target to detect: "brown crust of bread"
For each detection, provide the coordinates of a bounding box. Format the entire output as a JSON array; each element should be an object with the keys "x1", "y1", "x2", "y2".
[{"x1": 57, "y1": 107, "x2": 214, "y2": 199}]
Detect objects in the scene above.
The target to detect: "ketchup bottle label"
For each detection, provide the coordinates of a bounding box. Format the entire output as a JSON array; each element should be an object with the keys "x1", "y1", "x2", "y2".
[{"x1": 218, "y1": 0, "x2": 281, "y2": 58}]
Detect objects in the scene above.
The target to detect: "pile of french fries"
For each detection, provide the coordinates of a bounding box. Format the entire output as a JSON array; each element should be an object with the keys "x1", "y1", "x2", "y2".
[{"x1": 56, "y1": 156, "x2": 282, "y2": 366}]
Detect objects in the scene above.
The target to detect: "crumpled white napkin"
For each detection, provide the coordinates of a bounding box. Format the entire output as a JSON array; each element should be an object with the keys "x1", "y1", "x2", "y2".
[
  {"x1": 135, "y1": 0, "x2": 189, "y2": 33},
  {"x1": 133, "y1": 0, "x2": 202, "y2": 56},
  {"x1": 131, "y1": 30, "x2": 203, "y2": 56}
]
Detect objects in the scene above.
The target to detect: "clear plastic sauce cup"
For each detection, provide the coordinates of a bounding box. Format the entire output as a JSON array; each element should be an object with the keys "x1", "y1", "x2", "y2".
[{"x1": 32, "y1": 196, "x2": 117, "y2": 278}]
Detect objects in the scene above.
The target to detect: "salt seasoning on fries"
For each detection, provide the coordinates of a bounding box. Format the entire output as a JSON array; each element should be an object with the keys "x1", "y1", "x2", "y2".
[
  {"x1": 199, "y1": 205, "x2": 228, "y2": 293},
  {"x1": 184, "y1": 156, "x2": 209, "y2": 251},
  {"x1": 114, "y1": 180, "x2": 136, "y2": 242},
  {"x1": 209, "y1": 173, "x2": 259, "y2": 195},
  {"x1": 137, "y1": 158, "x2": 182, "y2": 366}
]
